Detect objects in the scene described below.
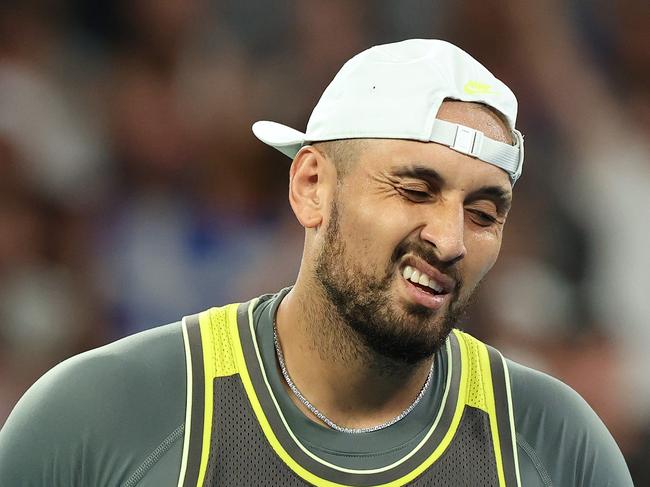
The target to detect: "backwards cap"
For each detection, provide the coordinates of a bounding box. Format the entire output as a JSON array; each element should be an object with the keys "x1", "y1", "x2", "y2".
[{"x1": 253, "y1": 39, "x2": 524, "y2": 184}]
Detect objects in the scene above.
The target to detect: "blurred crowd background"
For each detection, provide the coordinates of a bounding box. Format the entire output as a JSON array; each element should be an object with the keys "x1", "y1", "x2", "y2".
[{"x1": 0, "y1": 0, "x2": 647, "y2": 481}]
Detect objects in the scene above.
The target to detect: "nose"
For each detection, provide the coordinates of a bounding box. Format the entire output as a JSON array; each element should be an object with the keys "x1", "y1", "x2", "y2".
[{"x1": 419, "y1": 202, "x2": 467, "y2": 265}]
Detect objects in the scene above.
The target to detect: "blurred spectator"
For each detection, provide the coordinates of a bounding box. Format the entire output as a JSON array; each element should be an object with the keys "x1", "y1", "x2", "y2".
[
  {"x1": 0, "y1": 3, "x2": 109, "y2": 209},
  {"x1": 0, "y1": 135, "x2": 105, "y2": 422},
  {"x1": 498, "y1": 0, "x2": 650, "y2": 424}
]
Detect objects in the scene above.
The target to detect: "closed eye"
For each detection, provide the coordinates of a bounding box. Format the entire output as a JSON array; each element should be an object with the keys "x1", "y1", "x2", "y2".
[
  {"x1": 399, "y1": 188, "x2": 431, "y2": 202},
  {"x1": 466, "y1": 209, "x2": 499, "y2": 227}
]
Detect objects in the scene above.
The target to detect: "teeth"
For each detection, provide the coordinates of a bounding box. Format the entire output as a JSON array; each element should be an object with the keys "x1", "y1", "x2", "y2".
[
  {"x1": 428, "y1": 281, "x2": 443, "y2": 293},
  {"x1": 410, "y1": 269, "x2": 421, "y2": 282},
  {"x1": 403, "y1": 266, "x2": 444, "y2": 292},
  {"x1": 403, "y1": 266, "x2": 414, "y2": 279}
]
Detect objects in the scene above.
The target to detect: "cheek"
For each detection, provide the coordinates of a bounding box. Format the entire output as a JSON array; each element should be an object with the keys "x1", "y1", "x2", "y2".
[
  {"x1": 463, "y1": 232, "x2": 503, "y2": 284},
  {"x1": 340, "y1": 199, "x2": 411, "y2": 263}
]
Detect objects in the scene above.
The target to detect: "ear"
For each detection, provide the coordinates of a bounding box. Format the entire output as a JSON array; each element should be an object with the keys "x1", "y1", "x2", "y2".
[{"x1": 288, "y1": 146, "x2": 335, "y2": 229}]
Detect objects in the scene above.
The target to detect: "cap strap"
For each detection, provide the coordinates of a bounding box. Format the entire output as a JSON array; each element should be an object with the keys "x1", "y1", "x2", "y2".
[{"x1": 429, "y1": 119, "x2": 523, "y2": 183}]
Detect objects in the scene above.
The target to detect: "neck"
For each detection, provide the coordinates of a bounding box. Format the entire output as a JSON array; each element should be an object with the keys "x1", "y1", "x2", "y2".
[{"x1": 275, "y1": 277, "x2": 434, "y2": 430}]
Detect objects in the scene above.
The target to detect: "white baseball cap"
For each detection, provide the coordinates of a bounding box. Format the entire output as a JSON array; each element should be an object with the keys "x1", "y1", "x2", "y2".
[{"x1": 253, "y1": 39, "x2": 524, "y2": 184}]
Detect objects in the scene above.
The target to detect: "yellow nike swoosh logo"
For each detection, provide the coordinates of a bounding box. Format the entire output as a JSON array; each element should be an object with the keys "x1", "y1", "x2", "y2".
[{"x1": 463, "y1": 81, "x2": 496, "y2": 95}]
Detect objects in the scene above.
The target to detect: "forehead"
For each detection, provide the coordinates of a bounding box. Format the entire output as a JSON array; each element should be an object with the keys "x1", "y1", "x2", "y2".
[
  {"x1": 351, "y1": 101, "x2": 513, "y2": 191},
  {"x1": 355, "y1": 138, "x2": 512, "y2": 192}
]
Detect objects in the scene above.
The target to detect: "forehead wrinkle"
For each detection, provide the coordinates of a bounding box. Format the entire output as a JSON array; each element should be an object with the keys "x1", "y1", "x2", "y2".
[{"x1": 366, "y1": 138, "x2": 511, "y2": 193}]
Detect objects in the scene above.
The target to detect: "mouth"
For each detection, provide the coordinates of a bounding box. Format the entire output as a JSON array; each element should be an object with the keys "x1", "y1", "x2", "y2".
[
  {"x1": 402, "y1": 265, "x2": 447, "y2": 294},
  {"x1": 399, "y1": 263, "x2": 455, "y2": 310}
]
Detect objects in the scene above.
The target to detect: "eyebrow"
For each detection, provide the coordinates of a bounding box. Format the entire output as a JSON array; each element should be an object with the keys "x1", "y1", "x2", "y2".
[
  {"x1": 390, "y1": 164, "x2": 512, "y2": 213},
  {"x1": 466, "y1": 185, "x2": 512, "y2": 214},
  {"x1": 390, "y1": 165, "x2": 444, "y2": 186}
]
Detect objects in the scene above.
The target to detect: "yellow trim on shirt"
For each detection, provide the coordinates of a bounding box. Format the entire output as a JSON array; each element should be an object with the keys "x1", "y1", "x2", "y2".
[{"x1": 194, "y1": 304, "x2": 511, "y2": 487}]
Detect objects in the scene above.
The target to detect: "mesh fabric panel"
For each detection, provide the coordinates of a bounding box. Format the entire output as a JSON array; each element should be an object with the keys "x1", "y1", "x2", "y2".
[
  {"x1": 208, "y1": 307, "x2": 237, "y2": 377},
  {"x1": 205, "y1": 376, "x2": 304, "y2": 486},
  {"x1": 204, "y1": 376, "x2": 498, "y2": 486},
  {"x1": 462, "y1": 333, "x2": 488, "y2": 411},
  {"x1": 405, "y1": 407, "x2": 498, "y2": 486}
]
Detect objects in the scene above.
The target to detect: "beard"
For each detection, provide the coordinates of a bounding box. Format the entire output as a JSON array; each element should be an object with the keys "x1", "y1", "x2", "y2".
[{"x1": 314, "y1": 199, "x2": 474, "y2": 366}]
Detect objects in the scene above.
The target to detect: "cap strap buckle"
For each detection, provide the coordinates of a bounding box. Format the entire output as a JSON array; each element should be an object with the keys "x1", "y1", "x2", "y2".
[
  {"x1": 429, "y1": 119, "x2": 522, "y2": 184},
  {"x1": 451, "y1": 125, "x2": 484, "y2": 158}
]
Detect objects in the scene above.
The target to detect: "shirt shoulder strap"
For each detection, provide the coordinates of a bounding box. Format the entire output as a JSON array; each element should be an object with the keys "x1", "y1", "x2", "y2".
[
  {"x1": 177, "y1": 302, "x2": 243, "y2": 487},
  {"x1": 454, "y1": 330, "x2": 522, "y2": 487}
]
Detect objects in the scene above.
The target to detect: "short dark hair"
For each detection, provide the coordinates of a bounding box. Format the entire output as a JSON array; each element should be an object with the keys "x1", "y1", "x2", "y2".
[{"x1": 312, "y1": 139, "x2": 367, "y2": 180}]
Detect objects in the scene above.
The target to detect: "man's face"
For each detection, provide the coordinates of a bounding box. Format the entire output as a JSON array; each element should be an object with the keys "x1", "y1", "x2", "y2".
[{"x1": 314, "y1": 102, "x2": 512, "y2": 365}]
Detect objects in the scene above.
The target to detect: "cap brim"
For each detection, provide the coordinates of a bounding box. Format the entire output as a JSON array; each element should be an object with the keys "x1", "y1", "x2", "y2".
[{"x1": 252, "y1": 121, "x2": 306, "y2": 159}]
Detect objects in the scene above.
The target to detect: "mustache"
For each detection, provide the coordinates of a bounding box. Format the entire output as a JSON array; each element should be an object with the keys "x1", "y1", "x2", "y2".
[{"x1": 390, "y1": 239, "x2": 463, "y2": 291}]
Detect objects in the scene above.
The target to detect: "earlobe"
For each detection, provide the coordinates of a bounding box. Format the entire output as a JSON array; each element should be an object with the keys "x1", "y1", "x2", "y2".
[{"x1": 289, "y1": 147, "x2": 327, "y2": 229}]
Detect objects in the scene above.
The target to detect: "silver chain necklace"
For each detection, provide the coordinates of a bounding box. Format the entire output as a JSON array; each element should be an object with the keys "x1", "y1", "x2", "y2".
[{"x1": 272, "y1": 322, "x2": 434, "y2": 434}]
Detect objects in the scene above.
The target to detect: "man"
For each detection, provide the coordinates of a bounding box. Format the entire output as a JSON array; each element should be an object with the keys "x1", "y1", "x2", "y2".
[{"x1": 0, "y1": 39, "x2": 632, "y2": 486}]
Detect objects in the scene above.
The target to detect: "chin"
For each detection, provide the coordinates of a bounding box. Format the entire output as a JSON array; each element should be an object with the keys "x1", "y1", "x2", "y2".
[{"x1": 364, "y1": 311, "x2": 455, "y2": 366}]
